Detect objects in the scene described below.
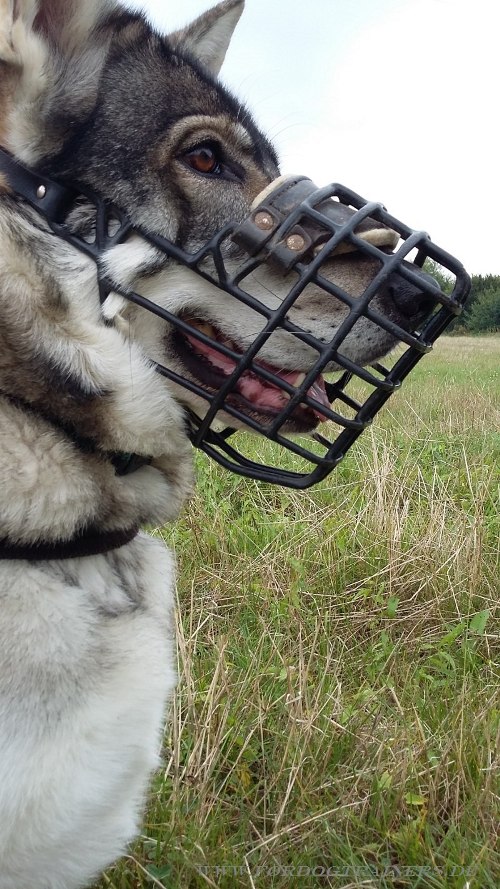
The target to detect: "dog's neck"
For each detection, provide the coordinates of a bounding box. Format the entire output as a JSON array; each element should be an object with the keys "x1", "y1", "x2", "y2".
[
  {"x1": 0, "y1": 152, "x2": 193, "y2": 561},
  {"x1": 0, "y1": 391, "x2": 148, "y2": 560}
]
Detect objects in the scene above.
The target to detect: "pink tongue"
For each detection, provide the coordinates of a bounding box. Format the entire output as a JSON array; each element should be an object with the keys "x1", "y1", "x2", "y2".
[{"x1": 185, "y1": 331, "x2": 330, "y2": 419}]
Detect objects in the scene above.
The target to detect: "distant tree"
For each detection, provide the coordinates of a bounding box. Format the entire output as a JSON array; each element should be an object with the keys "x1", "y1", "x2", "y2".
[
  {"x1": 397, "y1": 260, "x2": 500, "y2": 334},
  {"x1": 426, "y1": 269, "x2": 500, "y2": 334},
  {"x1": 423, "y1": 259, "x2": 454, "y2": 295},
  {"x1": 467, "y1": 274, "x2": 500, "y2": 311},
  {"x1": 466, "y1": 286, "x2": 500, "y2": 332},
  {"x1": 422, "y1": 259, "x2": 460, "y2": 332}
]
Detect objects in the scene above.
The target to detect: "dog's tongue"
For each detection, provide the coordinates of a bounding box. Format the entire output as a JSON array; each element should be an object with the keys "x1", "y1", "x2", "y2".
[
  {"x1": 238, "y1": 367, "x2": 329, "y2": 417},
  {"x1": 185, "y1": 328, "x2": 330, "y2": 418}
]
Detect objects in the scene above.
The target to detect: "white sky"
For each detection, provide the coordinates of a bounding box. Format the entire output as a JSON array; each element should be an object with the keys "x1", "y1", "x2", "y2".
[{"x1": 124, "y1": 0, "x2": 499, "y2": 276}]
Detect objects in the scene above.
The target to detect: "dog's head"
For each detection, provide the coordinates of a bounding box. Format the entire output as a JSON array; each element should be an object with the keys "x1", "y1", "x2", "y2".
[{"x1": 0, "y1": 1, "x2": 467, "y2": 486}]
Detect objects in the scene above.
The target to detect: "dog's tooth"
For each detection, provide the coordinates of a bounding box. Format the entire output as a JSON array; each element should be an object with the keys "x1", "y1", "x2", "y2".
[
  {"x1": 294, "y1": 372, "x2": 306, "y2": 387},
  {"x1": 194, "y1": 321, "x2": 214, "y2": 337}
]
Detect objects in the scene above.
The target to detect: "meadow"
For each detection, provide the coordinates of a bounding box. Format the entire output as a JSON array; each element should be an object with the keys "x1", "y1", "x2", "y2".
[{"x1": 98, "y1": 336, "x2": 499, "y2": 889}]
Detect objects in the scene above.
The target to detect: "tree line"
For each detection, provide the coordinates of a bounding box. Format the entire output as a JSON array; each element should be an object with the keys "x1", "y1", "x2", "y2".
[{"x1": 423, "y1": 264, "x2": 500, "y2": 334}]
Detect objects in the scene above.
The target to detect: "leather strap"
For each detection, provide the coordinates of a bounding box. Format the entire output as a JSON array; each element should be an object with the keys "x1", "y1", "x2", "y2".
[
  {"x1": 0, "y1": 524, "x2": 139, "y2": 561},
  {"x1": 231, "y1": 175, "x2": 395, "y2": 273},
  {"x1": 0, "y1": 394, "x2": 148, "y2": 561},
  {"x1": 0, "y1": 146, "x2": 76, "y2": 223}
]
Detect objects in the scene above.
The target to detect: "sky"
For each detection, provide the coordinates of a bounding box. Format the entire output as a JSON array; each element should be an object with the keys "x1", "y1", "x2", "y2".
[{"x1": 123, "y1": 0, "x2": 499, "y2": 277}]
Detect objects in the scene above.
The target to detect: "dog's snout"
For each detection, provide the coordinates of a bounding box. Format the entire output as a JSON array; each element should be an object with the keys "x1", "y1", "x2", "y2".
[{"x1": 385, "y1": 264, "x2": 438, "y2": 320}]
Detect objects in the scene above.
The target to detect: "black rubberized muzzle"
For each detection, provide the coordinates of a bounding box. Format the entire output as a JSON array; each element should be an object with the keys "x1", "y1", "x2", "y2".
[{"x1": 0, "y1": 150, "x2": 471, "y2": 488}]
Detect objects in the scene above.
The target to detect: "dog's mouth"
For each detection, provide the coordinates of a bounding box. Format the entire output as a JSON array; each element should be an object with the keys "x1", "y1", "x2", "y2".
[{"x1": 173, "y1": 317, "x2": 331, "y2": 430}]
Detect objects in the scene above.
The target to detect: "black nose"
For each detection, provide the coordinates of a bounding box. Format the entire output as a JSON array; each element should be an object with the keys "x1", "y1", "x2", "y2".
[{"x1": 385, "y1": 262, "x2": 439, "y2": 321}]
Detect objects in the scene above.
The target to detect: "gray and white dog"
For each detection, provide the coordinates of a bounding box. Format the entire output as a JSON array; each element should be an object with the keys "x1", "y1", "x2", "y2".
[{"x1": 0, "y1": 2, "x2": 429, "y2": 887}]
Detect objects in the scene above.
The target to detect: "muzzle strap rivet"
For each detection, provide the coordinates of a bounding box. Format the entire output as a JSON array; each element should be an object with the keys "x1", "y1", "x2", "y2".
[
  {"x1": 36, "y1": 185, "x2": 47, "y2": 199},
  {"x1": 286, "y1": 233, "x2": 306, "y2": 252},
  {"x1": 254, "y1": 210, "x2": 274, "y2": 231}
]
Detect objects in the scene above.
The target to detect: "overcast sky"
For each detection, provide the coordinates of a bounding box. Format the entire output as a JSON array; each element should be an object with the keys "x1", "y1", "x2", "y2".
[{"x1": 124, "y1": 0, "x2": 498, "y2": 277}]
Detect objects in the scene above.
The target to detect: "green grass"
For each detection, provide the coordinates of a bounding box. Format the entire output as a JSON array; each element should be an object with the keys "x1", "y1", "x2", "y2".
[{"x1": 97, "y1": 336, "x2": 499, "y2": 889}]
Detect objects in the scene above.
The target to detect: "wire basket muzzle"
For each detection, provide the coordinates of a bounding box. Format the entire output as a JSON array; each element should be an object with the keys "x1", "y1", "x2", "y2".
[{"x1": 177, "y1": 177, "x2": 470, "y2": 488}]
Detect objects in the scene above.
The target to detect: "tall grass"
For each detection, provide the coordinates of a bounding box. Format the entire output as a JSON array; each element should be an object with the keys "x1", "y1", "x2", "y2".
[{"x1": 98, "y1": 337, "x2": 499, "y2": 889}]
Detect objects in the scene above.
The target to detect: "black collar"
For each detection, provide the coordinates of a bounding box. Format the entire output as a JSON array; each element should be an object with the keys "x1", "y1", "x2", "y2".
[
  {"x1": 0, "y1": 146, "x2": 76, "y2": 222},
  {"x1": 0, "y1": 525, "x2": 139, "y2": 561},
  {"x1": 0, "y1": 390, "x2": 149, "y2": 561}
]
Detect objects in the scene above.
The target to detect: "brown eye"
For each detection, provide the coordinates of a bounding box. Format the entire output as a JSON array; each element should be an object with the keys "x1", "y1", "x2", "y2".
[{"x1": 183, "y1": 144, "x2": 222, "y2": 175}]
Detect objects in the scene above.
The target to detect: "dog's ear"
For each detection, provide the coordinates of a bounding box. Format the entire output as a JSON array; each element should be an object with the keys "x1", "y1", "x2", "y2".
[
  {"x1": 0, "y1": 1, "x2": 36, "y2": 68},
  {"x1": 170, "y1": 0, "x2": 244, "y2": 76},
  {"x1": 0, "y1": 1, "x2": 116, "y2": 69},
  {"x1": 0, "y1": 1, "x2": 42, "y2": 147},
  {"x1": 32, "y1": 0, "x2": 116, "y2": 57},
  {"x1": 0, "y1": 0, "x2": 118, "y2": 157}
]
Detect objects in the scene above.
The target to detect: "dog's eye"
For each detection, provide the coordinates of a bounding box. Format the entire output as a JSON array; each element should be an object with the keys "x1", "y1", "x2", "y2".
[{"x1": 183, "y1": 144, "x2": 222, "y2": 176}]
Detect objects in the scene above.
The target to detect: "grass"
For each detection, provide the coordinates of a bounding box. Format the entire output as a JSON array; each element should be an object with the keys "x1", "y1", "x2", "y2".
[{"x1": 96, "y1": 336, "x2": 499, "y2": 889}]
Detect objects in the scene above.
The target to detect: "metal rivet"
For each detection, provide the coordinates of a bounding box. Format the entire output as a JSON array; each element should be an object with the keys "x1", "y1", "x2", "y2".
[
  {"x1": 286, "y1": 233, "x2": 306, "y2": 252},
  {"x1": 254, "y1": 210, "x2": 274, "y2": 231},
  {"x1": 36, "y1": 185, "x2": 47, "y2": 199}
]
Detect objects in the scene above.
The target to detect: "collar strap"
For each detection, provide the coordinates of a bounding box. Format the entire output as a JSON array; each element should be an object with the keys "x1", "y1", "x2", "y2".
[
  {"x1": 0, "y1": 146, "x2": 76, "y2": 223},
  {"x1": 0, "y1": 393, "x2": 144, "y2": 560},
  {"x1": 0, "y1": 524, "x2": 139, "y2": 561}
]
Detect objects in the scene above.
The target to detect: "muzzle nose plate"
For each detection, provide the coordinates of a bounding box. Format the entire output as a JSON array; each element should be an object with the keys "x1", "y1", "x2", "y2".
[{"x1": 232, "y1": 175, "x2": 399, "y2": 273}]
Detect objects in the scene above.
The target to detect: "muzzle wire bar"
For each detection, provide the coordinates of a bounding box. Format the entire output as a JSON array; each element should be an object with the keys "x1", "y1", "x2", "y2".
[{"x1": 0, "y1": 148, "x2": 471, "y2": 489}]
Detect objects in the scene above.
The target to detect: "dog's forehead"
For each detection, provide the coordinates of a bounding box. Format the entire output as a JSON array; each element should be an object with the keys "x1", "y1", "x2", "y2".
[{"x1": 100, "y1": 19, "x2": 278, "y2": 169}]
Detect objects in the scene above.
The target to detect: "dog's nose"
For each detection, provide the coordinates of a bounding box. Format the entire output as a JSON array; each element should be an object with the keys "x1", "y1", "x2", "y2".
[{"x1": 384, "y1": 263, "x2": 439, "y2": 320}]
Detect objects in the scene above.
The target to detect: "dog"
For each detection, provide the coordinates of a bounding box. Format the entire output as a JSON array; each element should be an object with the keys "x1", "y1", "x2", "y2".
[{"x1": 0, "y1": 2, "x2": 433, "y2": 887}]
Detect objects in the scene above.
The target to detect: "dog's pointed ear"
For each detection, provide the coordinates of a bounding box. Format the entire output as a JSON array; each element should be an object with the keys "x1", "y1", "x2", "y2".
[
  {"x1": 170, "y1": 0, "x2": 244, "y2": 76},
  {"x1": 0, "y1": 0, "x2": 119, "y2": 156},
  {"x1": 0, "y1": 0, "x2": 31, "y2": 66},
  {"x1": 0, "y1": 1, "x2": 40, "y2": 143},
  {"x1": 33, "y1": 0, "x2": 117, "y2": 55},
  {"x1": 0, "y1": 0, "x2": 116, "y2": 69}
]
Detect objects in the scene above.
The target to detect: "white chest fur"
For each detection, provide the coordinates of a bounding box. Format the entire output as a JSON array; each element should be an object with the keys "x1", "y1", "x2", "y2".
[{"x1": 0, "y1": 534, "x2": 176, "y2": 889}]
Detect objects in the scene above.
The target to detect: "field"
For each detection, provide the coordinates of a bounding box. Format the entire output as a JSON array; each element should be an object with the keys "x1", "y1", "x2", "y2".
[{"x1": 98, "y1": 336, "x2": 499, "y2": 889}]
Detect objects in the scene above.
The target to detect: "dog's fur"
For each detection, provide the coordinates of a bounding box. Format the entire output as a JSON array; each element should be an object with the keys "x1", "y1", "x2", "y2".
[{"x1": 0, "y1": 2, "x2": 430, "y2": 887}]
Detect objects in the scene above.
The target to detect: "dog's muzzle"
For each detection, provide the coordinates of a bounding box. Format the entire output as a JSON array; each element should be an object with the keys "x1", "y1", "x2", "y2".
[{"x1": 0, "y1": 150, "x2": 471, "y2": 488}]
